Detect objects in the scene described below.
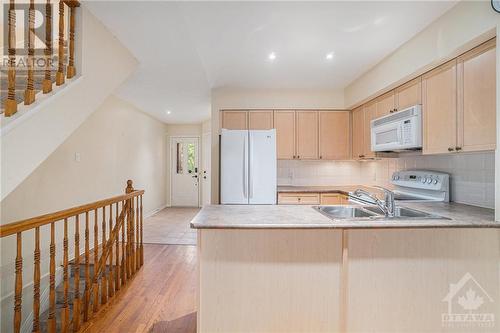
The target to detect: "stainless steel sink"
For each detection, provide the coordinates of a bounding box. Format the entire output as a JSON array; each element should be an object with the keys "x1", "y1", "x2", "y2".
[
  {"x1": 313, "y1": 205, "x2": 449, "y2": 220},
  {"x1": 363, "y1": 206, "x2": 448, "y2": 219},
  {"x1": 314, "y1": 206, "x2": 377, "y2": 219}
]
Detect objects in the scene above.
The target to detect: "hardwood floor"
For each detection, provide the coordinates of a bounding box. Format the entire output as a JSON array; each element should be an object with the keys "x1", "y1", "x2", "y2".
[{"x1": 83, "y1": 243, "x2": 197, "y2": 333}]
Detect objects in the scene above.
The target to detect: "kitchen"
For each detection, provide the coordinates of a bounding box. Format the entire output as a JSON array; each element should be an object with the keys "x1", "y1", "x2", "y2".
[{"x1": 192, "y1": 3, "x2": 500, "y2": 332}]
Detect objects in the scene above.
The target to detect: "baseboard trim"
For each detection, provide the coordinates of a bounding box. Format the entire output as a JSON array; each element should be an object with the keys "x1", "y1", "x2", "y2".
[{"x1": 145, "y1": 204, "x2": 168, "y2": 218}]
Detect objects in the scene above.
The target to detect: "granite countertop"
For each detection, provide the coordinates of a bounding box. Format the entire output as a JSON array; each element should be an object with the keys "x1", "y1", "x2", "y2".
[{"x1": 190, "y1": 202, "x2": 498, "y2": 229}]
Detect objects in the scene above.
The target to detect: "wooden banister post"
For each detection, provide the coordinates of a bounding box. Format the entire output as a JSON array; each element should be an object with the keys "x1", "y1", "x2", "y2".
[
  {"x1": 32, "y1": 227, "x2": 41, "y2": 333},
  {"x1": 43, "y1": 0, "x2": 53, "y2": 93},
  {"x1": 24, "y1": 0, "x2": 36, "y2": 105},
  {"x1": 66, "y1": 6, "x2": 76, "y2": 78},
  {"x1": 56, "y1": 0, "x2": 65, "y2": 86},
  {"x1": 14, "y1": 233, "x2": 22, "y2": 333},
  {"x1": 5, "y1": 0, "x2": 18, "y2": 116}
]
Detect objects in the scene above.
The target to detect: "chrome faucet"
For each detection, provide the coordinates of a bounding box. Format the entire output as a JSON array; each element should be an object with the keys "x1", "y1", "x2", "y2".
[{"x1": 353, "y1": 186, "x2": 396, "y2": 217}]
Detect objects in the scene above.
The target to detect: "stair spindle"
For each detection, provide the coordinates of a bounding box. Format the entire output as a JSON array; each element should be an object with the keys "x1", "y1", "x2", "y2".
[
  {"x1": 14, "y1": 233, "x2": 22, "y2": 333},
  {"x1": 92, "y1": 210, "x2": 99, "y2": 314},
  {"x1": 101, "y1": 207, "x2": 108, "y2": 305},
  {"x1": 121, "y1": 201, "x2": 127, "y2": 285},
  {"x1": 140, "y1": 195, "x2": 144, "y2": 266},
  {"x1": 5, "y1": 0, "x2": 18, "y2": 116},
  {"x1": 136, "y1": 196, "x2": 140, "y2": 270},
  {"x1": 47, "y1": 223, "x2": 56, "y2": 333},
  {"x1": 56, "y1": 0, "x2": 65, "y2": 85},
  {"x1": 24, "y1": 0, "x2": 36, "y2": 105},
  {"x1": 62, "y1": 218, "x2": 69, "y2": 333},
  {"x1": 73, "y1": 215, "x2": 81, "y2": 331},
  {"x1": 67, "y1": 6, "x2": 76, "y2": 78},
  {"x1": 43, "y1": 0, "x2": 53, "y2": 93},
  {"x1": 130, "y1": 192, "x2": 136, "y2": 274},
  {"x1": 32, "y1": 227, "x2": 41, "y2": 333},
  {"x1": 108, "y1": 205, "x2": 115, "y2": 297},
  {"x1": 115, "y1": 203, "x2": 120, "y2": 291},
  {"x1": 84, "y1": 211, "x2": 90, "y2": 322}
]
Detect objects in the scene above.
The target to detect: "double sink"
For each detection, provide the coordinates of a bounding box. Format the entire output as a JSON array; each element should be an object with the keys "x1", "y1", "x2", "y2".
[{"x1": 313, "y1": 205, "x2": 449, "y2": 221}]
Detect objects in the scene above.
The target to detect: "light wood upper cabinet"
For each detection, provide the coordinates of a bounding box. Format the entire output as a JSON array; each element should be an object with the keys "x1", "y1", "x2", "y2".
[
  {"x1": 457, "y1": 39, "x2": 496, "y2": 152},
  {"x1": 296, "y1": 111, "x2": 319, "y2": 159},
  {"x1": 221, "y1": 111, "x2": 248, "y2": 130},
  {"x1": 274, "y1": 111, "x2": 296, "y2": 159},
  {"x1": 375, "y1": 91, "x2": 396, "y2": 118},
  {"x1": 422, "y1": 59, "x2": 458, "y2": 155},
  {"x1": 395, "y1": 77, "x2": 422, "y2": 111},
  {"x1": 363, "y1": 101, "x2": 376, "y2": 158},
  {"x1": 319, "y1": 111, "x2": 350, "y2": 160},
  {"x1": 352, "y1": 107, "x2": 364, "y2": 159},
  {"x1": 248, "y1": 110, "x2": 274, "y2": 130}
]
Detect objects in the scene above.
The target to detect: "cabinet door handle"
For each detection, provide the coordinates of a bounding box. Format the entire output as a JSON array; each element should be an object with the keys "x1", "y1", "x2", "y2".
[
  {"x1": 448, "y1": 147, "x2": 455, "y2": 152},
  {"x1": 455, "y1": 146, "x2": 462, "y2": 151},
  {"x1": 319, "y1": 155, "x2": 322, "y2": 159},
  {"x1": 297, "y1": 155, "x2": 300, "y2": 159}
]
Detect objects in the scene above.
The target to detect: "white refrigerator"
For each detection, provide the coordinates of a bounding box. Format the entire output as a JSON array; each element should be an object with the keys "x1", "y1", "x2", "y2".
[{"x1": 220, "y1": 129, "x2": 277, "y2": 204}]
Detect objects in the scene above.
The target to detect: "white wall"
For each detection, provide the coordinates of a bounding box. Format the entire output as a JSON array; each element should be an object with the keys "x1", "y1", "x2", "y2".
[
  {"x1": 210, "y1": 88, "x2": 345, "y2": 203},
  {"x1": 0, "y1": 95, "x2": 168, "y2": 332},
  {"x1": 1, "y1": 5, "x2": 138, "y2": 201}
]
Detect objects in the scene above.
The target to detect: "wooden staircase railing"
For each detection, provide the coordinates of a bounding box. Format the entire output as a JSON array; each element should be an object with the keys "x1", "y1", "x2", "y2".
[
  {"x1": 0, "y1": 180, "x2": 145, "y2": 333},
  {"x1": 2, "y1": 0, "x2": 80, "y2": 116}
]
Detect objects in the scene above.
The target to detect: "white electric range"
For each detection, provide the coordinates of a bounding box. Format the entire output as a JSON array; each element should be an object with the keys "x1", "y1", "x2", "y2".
[{"x1": 390, "y1": 170, "x2": 450, "y2": 202}]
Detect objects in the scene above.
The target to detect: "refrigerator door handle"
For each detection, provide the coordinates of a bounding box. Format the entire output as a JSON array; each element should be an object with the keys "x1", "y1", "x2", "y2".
[
  {"x1": 243, "y1": 135, "x2": 248, "y2": 198},
  {"x1": 249, "y1": 133, "x2": 253, "y2": 199}
]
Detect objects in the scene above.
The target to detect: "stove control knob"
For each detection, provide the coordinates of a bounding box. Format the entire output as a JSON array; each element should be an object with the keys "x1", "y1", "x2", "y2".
[
  {"x1": 421, "y1": 178, "x2": 427, "y2": 184},
  {"x1": 427, "y1": 178, "x2": 433, "y2": 184},
  {"x1": 394, "y1": 175, "x2": 400, "y2": 180},
  {"x1": 433, "y1": 179, "x2": 438, "y2": 185}
]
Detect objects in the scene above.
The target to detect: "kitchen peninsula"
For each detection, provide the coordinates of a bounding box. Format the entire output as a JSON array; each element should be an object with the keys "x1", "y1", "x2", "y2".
[{"x1": 191, "y1": 203, "x2": 500, "y2": 333}]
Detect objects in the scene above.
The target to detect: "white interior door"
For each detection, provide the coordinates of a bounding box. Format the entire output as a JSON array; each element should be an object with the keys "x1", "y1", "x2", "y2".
[
  {"x1": 171, "y1": 137, "x2": 200, "y2": 207},
  {"x1": 202, "y1": 132, "x2": 211, "y2": 206}
]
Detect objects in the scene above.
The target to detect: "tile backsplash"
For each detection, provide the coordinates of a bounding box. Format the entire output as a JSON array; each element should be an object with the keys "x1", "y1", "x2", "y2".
[{"x1": 277, "y1": 151, "x2": 495, "y2": 209}]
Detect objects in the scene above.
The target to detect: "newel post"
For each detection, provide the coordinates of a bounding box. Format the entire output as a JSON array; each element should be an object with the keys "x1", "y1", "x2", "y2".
[{"x1": 125, "y1": 180, "x2": 134, "y2": 276}]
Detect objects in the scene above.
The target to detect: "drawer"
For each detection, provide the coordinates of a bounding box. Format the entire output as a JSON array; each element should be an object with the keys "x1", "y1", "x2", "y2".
[
  {"x1": 320, "y1": 193, "x2": 342, "y2": 205},
  {"x1": 320, "y1": 193, "x2": 349, "y2": 205},
  {"x1": 278, "y1": 193, "x2": 320, "y2": 205}
]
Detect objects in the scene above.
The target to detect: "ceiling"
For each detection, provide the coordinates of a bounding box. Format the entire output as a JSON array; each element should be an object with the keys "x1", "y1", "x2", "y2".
[{"x1": 85, "y1": 1, "x2": 456, "y2": 124}]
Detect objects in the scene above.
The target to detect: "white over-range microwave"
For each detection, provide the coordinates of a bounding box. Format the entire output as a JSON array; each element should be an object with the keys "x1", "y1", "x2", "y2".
[{"x1": 371, "y1": 105, "x2": 422, "y2": 152}]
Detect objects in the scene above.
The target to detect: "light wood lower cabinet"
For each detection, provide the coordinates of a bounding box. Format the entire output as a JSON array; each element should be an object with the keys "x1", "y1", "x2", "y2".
[
  {"x1": 278, "y1": 193, "x2": 320, "y2": 205},
  {"x1": 320, "y1": 193, "x2": 348, "y2": 205},
  {"x1": 278, "y1": 192, "x2": 348, "y2": 205}
]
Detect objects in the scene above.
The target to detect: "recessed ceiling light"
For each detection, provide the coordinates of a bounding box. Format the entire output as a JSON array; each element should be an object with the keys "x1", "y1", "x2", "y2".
[
  {"x1": 268, "y1": 52, "x2": 276, "y2": 61},
  {"x1": 326, "y1": 52, "x2": 335, "y2": 60},
  {"x1": 166, "y1": 110, "x2": 171, "y2": 115}
]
